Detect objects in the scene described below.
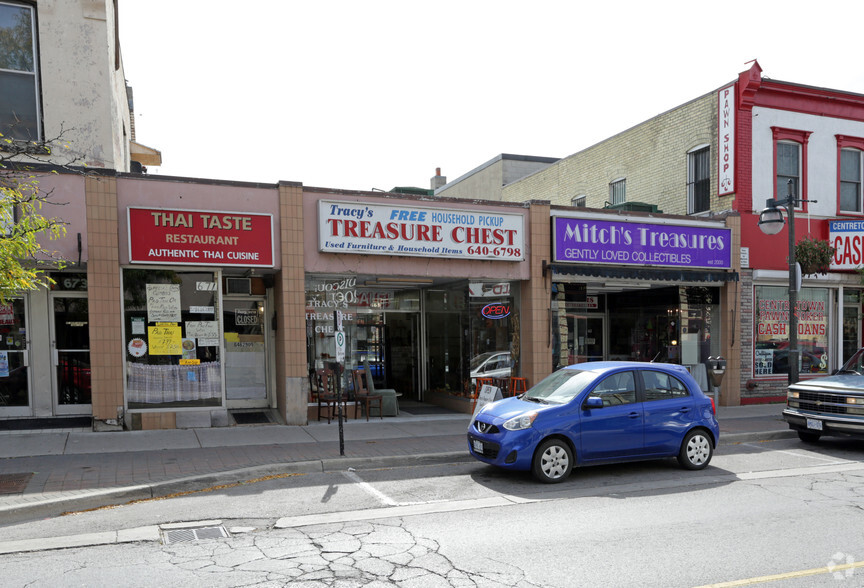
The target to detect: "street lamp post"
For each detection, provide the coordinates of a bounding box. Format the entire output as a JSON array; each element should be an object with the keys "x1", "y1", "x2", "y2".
[{"x1": 757, "y1": 179, "x2": 803, "y2": 385}]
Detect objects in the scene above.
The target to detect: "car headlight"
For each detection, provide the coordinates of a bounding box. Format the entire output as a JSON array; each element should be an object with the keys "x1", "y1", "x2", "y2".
[
  {"x1": 503, "y1": 412, "x2": 538, "y2": 431},
  {"x1": 788, "y1": 390, "x2": 799, "y2": 399}
]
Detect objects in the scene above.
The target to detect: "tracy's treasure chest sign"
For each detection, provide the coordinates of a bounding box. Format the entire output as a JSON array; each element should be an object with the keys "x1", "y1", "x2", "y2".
[
  {"x1": 318, "y1": 200, "x2": 525, "y2": 261},
  {"x1": 553, "y1": 216, "x2": 731, "y2": 269}
]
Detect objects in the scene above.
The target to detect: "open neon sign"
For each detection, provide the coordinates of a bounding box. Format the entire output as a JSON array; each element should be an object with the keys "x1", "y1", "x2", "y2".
[{"x1": 481, "y1": 303, "x2": 511, "y2": 320}]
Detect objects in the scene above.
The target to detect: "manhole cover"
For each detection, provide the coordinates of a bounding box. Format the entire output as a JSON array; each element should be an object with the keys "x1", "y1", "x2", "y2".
[
  {"x1": 163, "y1": 526, "x2": 229, "y2": 544},
  {"x1": 0, "y1": 473, "x2": 34, "y2": 495}
]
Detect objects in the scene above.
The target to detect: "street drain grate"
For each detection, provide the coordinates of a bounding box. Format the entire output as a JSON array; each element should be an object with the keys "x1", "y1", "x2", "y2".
[
  {"x1": 0, "y1": 473, "x2": 34, "y2": 495},
  {"x1": 163, "y1": 526, "x2": 229, "y2": 544},
  {"x1": 232, "y1": 411, "x2": 271, "y2": 425}
]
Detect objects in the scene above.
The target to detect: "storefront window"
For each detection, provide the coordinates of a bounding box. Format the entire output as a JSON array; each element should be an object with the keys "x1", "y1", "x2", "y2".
[
  {"x1": 754, "y1": 286, "x2": 829, "y2": 377},
  {"x1": 306, "y1": 276, "x2": 421, "y2": 398},
  {"x1": 305, "y1": 275, "x2": 519, "y2": 403},
  {"x1": 123, "y1": 269, "x2": 222, "y2": 409},
  {"x1": 552, "y1": 284, "x2": 719, "y2": 369},
  {"x1": 0, "y1": 299, "x2": 28, "y2": 406}
]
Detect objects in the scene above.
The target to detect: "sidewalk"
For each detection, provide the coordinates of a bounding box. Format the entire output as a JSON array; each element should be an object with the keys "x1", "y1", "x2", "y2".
[{"x1": 0, "y1": 403, "x2": 791, "y2": 524}]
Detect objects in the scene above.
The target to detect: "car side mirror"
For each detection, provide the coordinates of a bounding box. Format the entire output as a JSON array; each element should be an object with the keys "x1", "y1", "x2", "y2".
[{"x1": 584, "y1": 397, "x2": 603, "y2": 409}]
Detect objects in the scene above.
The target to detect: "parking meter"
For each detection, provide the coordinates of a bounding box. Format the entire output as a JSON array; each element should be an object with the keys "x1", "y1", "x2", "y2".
[{"x1": 706, "y1": 356, "x2": 727, "y2": 405}]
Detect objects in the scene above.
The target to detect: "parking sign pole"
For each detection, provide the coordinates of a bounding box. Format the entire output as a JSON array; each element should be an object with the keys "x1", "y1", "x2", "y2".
[{"x1": 335, "y1": 312, "x2": 346, "y2": 456}]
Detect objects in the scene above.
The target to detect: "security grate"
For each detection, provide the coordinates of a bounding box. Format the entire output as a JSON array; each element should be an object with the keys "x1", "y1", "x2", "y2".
[
  {"x1": 163, "y1": 526, "x2": 229, "y2": 544},
  {"x1": 0, "y1": 472, "x2": 33, "y2": 495}
]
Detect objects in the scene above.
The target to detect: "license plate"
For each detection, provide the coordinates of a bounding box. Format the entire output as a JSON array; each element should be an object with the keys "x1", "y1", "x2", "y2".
[
  {"x1": 472, "y1": 440, "x2": 484, "y2": 454},
  {"x1": 806, "y1": 418, "x2": 823, "y2": 431}
]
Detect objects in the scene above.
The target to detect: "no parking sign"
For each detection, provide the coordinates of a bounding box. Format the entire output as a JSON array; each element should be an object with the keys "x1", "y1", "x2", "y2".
[{"x1": 335, "y1": 330, "x2": 345, "y2": 363}]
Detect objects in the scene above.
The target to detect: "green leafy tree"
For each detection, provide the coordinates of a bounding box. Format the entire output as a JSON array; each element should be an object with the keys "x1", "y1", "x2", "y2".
[{"x1": 0, "y1": 131, "x2": 74, "y2": 302}]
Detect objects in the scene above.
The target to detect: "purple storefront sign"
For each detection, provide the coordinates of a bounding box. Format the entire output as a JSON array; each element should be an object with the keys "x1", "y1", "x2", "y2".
[{"x1": 553, "y1": 217, "x2": 731, "y2": 269}]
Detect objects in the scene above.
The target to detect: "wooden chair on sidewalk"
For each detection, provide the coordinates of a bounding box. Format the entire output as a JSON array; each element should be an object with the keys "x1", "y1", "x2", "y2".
[
  {"x1": 315, "y1": 368, "x2": 348, "y2": 424},
  {"x1": 352, "y1": 369, "x2": 383, "y2": 421}
]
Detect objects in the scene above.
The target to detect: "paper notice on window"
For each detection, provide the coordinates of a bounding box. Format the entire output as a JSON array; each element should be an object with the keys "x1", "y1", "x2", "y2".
[
  {"x1": 148, "y1": 324, "x2": 183, "y2": 355},
  {"x1": 146, "y1": 284, "x2": 181, "y2": 322},
  {"x1": 186, "y1": 321, "x2": 219, "y2": 340}
]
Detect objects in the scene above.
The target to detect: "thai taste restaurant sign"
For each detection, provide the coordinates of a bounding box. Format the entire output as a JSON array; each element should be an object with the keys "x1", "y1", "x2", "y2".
[
  {"x1": 718, "y1": 84, "x2": 735, "y2": 196},
  {"x1": 829, "y1": 219, "x2": 864, "y2": 270},
  {"x1": 318, "y1": 200, "x2": 524, "y2": 261},
  {"x1": 128, "y1": 208, "x2": 274, "y2": 267},
  {"x1": 553, "y1": 216, "x2": 731, "y2": 269}
]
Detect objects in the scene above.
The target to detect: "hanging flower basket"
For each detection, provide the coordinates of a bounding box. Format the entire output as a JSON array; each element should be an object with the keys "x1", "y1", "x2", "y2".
[{"x1": 794, "y1": 237, "x2": 835, "y2": 276}]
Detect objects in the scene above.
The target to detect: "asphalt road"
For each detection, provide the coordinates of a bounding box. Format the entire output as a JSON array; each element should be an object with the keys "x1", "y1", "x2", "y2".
[{"x1": 2, "y1": 436, "x2": 864, "y2": 587}]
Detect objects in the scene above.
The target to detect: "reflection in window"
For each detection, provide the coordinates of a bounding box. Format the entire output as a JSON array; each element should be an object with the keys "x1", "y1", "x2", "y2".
[
  {"x1": 642, "y1": 370, "x2": 689, "y2": 401},
  {"x1": 588, "y1": 371, "x2": 636, "y2": 406}
]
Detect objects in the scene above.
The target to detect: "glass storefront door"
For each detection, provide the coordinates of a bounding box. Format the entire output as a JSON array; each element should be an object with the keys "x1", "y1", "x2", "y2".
[
  {"x1": 223, "y1": 297, "x2": 269, "y2": 407},
  {"x1": 843, "y1": 290, "x2": 861, "y2": 365},
  {"x1": 384, "y1": 312, "x2": 419, "y2": 399},
  {"x1": 569, "y1": 315, "x2": 605, "y2": 363},
  {"x1": 51, "y1": 293, "x2": 92, "y2": 414},
  {"x1": 0, "y1": 299, "x2": 29, "y2": 415}
]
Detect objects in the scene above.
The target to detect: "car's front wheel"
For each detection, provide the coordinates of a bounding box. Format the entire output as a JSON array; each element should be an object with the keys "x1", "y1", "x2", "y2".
[
  {"x1": 677, "y1": 429, "x2": 713, "y2": 470},
  {"x1": 797, "y1": 431, "x2": 821, "y2": 443},
  {"x1": 532, "y1": 439, "x2": 573, "y2": 483}
]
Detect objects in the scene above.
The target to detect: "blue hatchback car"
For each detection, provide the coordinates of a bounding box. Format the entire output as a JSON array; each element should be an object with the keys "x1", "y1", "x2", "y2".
[{"x1": 467, "y1": 362, "x2": 719, "y2": 483}]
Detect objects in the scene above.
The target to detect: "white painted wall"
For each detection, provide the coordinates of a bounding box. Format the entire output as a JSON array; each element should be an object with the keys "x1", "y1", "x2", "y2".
[
  {"x1": 751, "y1": 106, "x2": 864, "y2": 217},
  {"x1": 34, "y1": 0, "x2": 131, "y2": 171}
]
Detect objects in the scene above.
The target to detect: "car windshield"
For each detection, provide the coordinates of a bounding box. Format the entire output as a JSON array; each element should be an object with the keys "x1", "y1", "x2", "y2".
[
  {"x1": 838, "y1": 349, "x2": 864, "y2": 374},
  {"x1": 522, "y1": 369, "x2": 597, "y2": 405}
]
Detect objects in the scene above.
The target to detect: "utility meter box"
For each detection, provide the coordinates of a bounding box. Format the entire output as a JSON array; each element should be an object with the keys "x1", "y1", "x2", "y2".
[{"x1": 706, "y1": 356, "x2": 727, "y2": 388}]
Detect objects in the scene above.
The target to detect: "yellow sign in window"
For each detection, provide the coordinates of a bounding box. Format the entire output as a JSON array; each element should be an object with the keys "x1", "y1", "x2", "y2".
[{"x1": 148, "y1": 324, "x2": 183, "y2": 355}]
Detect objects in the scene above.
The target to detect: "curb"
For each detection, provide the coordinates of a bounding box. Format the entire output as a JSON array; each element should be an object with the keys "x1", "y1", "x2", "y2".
[{"x1": 0, "y1": 433, "x2": 792, "y2": 524}]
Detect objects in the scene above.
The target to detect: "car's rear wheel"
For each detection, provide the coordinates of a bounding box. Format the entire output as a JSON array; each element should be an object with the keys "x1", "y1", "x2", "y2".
[
  {"x1": 797, "y1": 431, "x2": 821, "y2": 443},
  {"x1": 532, "y1": 439, "x2": 573, "y2": 483},
  {"x1": 677, "y1": 429, "x2": 713, "y2": 470}
]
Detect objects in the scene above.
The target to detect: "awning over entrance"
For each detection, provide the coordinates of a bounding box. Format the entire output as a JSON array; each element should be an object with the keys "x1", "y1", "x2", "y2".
[{"x1": 548, "y1": 263, "x2": 738, "y2": 284}]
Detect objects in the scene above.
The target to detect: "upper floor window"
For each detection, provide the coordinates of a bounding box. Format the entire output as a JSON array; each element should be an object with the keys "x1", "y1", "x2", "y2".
[
  {"x1": 609, "y1": 179, "x2": 625, "y2": 205},
  {"x1": 772, "y1": 127, "x2": 811, "y2": 211},
  {"x1": 840, "y1": 149, "x2": 863, "y2": 213},
  {"x1": 776, "y1": 142, "x2": 800, "y2": 199},
  {"x1": 0, "y1": 1, "x2": 40, "y2": 141},
  {"x1": 836, "y1": 136, "x2": 864, "y2": 216},
  {"x1": 571, "y1": 195, "x2": 586, "y2": 208},
  {"x1": 687, "y1": 146, "x2": 710, "y2": 214}
]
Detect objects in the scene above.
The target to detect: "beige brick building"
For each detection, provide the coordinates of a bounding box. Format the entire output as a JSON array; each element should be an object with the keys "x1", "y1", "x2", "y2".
[{"x1": 501, "y1": 92, "x2": 719, "y2": 215}]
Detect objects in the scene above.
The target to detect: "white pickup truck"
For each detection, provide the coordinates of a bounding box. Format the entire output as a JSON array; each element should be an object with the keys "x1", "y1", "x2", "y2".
[{"x1": 783, "y1": 348, "x2": 864, "y2": 442}]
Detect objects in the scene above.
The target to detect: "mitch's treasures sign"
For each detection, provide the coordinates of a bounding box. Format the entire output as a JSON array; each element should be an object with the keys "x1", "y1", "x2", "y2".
[
  {"x1": 318, "y1": 200, "x2": 525, "y2": 261},
  {"x1": 553, "y1": 216, "x2": 731, "y2": 269},
  {"x1": 128, "y1": 208, "x2": 274, "y2": 267}
]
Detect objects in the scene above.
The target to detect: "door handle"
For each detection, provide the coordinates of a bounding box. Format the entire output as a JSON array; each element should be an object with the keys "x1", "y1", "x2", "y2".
[
  {"x1": 680, "y1": 407, "x2": 690, "y2": 412},
  {"x1": 628, "y1": 411, "x2": 640, "y2": 419}
]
